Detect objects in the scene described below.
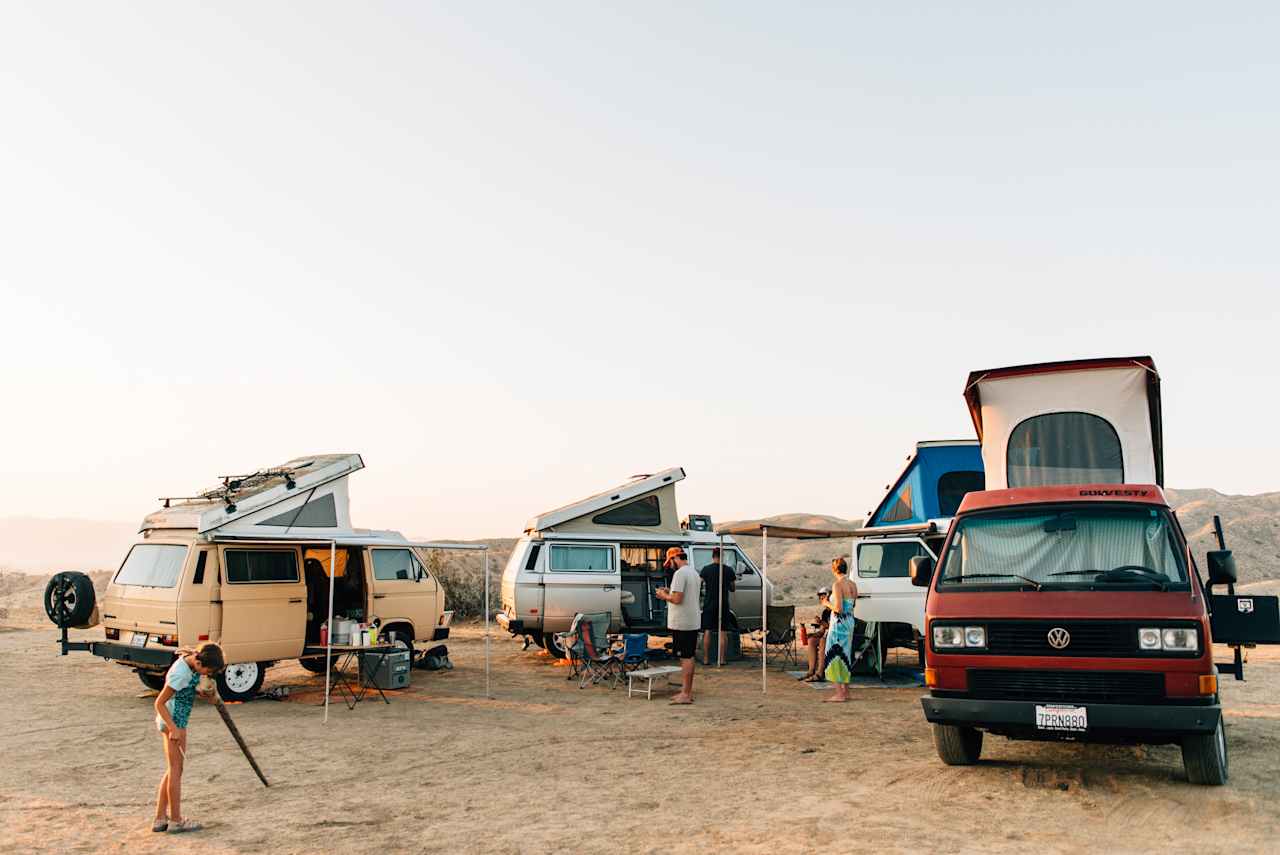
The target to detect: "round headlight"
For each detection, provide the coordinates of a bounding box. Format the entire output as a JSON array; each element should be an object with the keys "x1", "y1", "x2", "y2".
[
  {"x1": 1138, "y1": 628, "x2": 1162, "y2": 650},
  {"x1": 964, "y1": 626, "x2": 986, "y2": 647}
]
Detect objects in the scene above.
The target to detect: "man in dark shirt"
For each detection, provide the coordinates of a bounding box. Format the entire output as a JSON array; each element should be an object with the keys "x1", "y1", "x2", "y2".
[{"x1": 699, "y1": 548, "x2": 739, "y2": 665}]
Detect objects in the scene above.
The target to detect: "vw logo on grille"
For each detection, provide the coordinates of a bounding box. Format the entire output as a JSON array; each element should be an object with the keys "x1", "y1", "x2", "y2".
[{"x1": 1047, "y1": 627, "x2": 1071, "y2": 649}]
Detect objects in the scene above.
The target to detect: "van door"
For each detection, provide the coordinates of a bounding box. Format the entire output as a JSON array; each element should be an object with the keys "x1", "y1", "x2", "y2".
[
  {"x1": 541, "y1": 542, "x2": 621, "y2": 633},
  {"x1": 853, "y1": 537, "x2": 931, "y2": 633},
  {"x1": 370, "y1": 547, "x2": 436, "y2": 638},
  {"x1": 217, "y1": 546, "x2": 306, "y2": 663},
  {"x1": 726, "y1": 548, "x2": 764, "y2": 632}
]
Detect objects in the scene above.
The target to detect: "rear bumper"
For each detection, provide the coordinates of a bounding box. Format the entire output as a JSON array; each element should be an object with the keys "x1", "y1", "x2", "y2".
[
  {"x1": 921, "y1": 695, "x2": 1221, "y2": 741},
  {"x1": 87, "y1": 641, "x2": 177, "y2": 670},
  {"x1": 495, "y1": 613, "x2": 525, "y2": 635}
]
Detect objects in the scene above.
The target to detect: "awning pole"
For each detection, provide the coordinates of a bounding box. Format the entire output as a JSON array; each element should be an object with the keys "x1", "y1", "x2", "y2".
[
  {"x1": 484, "y1": 547, "x2": 491, "y2": 699},
  {"x1": 324, "y1": 540, "x2": 335, "y2": 723},
  {"x1": 761, "y1": 526, "x2": 768, "y2": 694},
  {"x1": 717, "y1": 533, "x2": 724, "y2": 668}
]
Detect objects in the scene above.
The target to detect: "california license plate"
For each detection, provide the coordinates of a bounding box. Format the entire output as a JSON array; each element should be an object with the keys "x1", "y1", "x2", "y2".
[
  {"x1": 130, "y1": 632, "x2": 148, "y2": 648},
  {"x1": 1036, "y1": 704, "x2": 1087, "y2": 732}
]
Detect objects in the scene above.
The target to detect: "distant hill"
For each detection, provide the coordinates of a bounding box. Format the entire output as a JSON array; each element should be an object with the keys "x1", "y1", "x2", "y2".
[
  {"x1": 1166, "y1": 489, "x2": 1280, "y2": 585},
  {"x1": 1, "y1": 487, "x2": 1275, "y2": 605}
]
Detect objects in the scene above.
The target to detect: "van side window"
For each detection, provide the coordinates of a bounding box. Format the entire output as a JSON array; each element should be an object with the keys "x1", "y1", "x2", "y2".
[
  {"x1": 192, "y1": 551, "x2": 208, "y2": 585},
  {"x1": 524, "y1": 543, "x2": 542, "y2": 572},
  {"x1": 549, "y1": 544, "x2": 614, "y2": 572},
  {"x1": 225, "y1": 550, "x2": 299, "y2": 584},
  {"x1": 1007, "y1": 412, "x2": 1123, "y2": 487},
  {"x1": 858, "y1": 541, "x2": 927, "y2": 578},
  {"x1": 373, "y1": 549, "x2": 415, "y2": 581}
]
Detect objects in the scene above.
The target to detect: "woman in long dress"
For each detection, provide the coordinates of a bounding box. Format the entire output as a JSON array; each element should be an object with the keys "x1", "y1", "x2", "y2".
[{"x1": 820, "y1": 557, "x2": 858, "y2": 702}]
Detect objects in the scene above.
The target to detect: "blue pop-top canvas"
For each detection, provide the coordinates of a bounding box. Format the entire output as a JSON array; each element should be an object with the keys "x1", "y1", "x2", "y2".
[{"x1": 866, "y1": 442, "x2": 984, "y2": 527}]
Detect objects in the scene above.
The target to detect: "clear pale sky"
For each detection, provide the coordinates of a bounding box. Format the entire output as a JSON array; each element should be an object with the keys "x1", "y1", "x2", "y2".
[{"x1": 1, "y1": 3, "x2": 1277, "y2": 539}]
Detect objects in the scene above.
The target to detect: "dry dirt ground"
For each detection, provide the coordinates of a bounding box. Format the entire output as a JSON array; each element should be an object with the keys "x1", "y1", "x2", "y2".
[{"x1": 1, "y1": 624, "x2": 1278, "y2": 855}]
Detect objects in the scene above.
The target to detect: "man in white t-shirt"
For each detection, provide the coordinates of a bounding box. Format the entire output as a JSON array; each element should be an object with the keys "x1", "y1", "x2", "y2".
[{"x1": 656, "y1": 546, "x2": 701, "y2": 704}]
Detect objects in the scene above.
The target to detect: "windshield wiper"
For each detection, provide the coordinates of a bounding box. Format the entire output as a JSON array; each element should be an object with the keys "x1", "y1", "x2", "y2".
[
  {"x1": 1096, "y1": 566, "x2": 1169, "y2": 591},
  {"x1": 953, "y1": 573, "x2": 1041, "y2": 591},
  {"x1": 1043, "y1": 567, "x2": 1169, "y2": 590}
]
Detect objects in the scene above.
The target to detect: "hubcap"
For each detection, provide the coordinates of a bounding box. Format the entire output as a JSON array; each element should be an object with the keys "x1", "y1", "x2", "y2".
[{"x1": 223, "y1": 662, "x2": 259, "y2": 694}]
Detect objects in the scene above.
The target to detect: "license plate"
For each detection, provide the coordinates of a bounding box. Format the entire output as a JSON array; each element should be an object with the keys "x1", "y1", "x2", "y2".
[
  {"x1": 130, "y1": 632, "x2": 149, "y2": 648},
  {"x1": 1036, "y1": 704, "x2": 1087, "y2": 732}
]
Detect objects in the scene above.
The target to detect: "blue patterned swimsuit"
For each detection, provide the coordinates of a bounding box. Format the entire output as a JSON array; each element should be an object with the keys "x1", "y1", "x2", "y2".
[
  {"x1": 156, "y1": 657, "x2": 198, "y2": 731},
  {"x1": 822, "y1": 597, "x2": 857, "y2": 684}
]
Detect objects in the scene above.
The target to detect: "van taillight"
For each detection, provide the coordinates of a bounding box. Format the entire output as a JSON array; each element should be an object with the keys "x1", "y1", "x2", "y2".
[{"x1": 105, "y1": 628, "x2": 119, "y2": 640}]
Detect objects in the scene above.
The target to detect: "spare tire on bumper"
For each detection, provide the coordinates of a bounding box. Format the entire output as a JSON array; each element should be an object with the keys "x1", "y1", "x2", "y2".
[{"x1": 44, "y1": 572, "x2": 97, "y2": 628}]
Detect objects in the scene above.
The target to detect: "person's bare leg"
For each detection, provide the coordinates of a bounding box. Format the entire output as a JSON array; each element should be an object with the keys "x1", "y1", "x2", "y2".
[
  {"x1": 154, "y1": 752, "x2": 170, "y2": 827},
  {"x1": 165, "y1": 736, "x2": 184, "y2": 822},
  {"x1": 718, "y1": 632, "x2": 727, "y2": 663},
  {"x1": 804, "y1": 639, "x2": 818, "y2": 677},
  {"x1": 702, "y1": 631, "x2": 711, "y2": 665},
  {"x1": 824, "y1": 683, "x2": 849, "y2": 702},
  {"x1": 671, "y1": 657, "x2": 695, "y2": 703}
]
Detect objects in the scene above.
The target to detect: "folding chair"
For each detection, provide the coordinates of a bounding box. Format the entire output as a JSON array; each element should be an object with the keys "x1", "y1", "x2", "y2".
[
  {"x1": 618, "y1": 633, "x2": 650, "y2": 673},
  {"x1": 752, "y1": 605, "x2": 798, "y2": 668},
  {"x1": 556, "y1": 613, "x2": 588, "y2": 682},
  {"x1": 576, "y1": 611, "x2": 623, "y2": 689}
]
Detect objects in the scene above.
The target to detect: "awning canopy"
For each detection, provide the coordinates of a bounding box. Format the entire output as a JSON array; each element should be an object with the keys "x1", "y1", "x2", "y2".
[{"x1": 714, "y1": 522, "x2": 856, "y2": 540}]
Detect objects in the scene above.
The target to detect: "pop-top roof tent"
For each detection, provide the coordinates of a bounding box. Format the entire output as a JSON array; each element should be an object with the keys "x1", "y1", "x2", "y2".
[
  {"x1": 525, "y1": 467, "x2": 686, "y2": 536},
  {"x1": 143, "y1": 454, "x2": 366, "y2": 538},
  {"x1": 964, "y1": 356, "x2": 1163, "y2": 490},
  {"x1": 862, "y1": 441, "x2": 984, "y2": 531}
]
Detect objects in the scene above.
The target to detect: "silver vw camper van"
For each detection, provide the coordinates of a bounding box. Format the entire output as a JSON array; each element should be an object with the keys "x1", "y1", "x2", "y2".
[{"x1": 495, "y1": 468, "x2": 767, "y2": 656}]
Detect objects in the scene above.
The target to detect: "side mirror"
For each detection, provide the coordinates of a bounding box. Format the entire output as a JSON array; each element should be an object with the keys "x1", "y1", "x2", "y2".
[
  {"x1": 909, "y1": 555, "x2": 935, "y2": 588},
  {"x1": 1206, "y1": 550, "x2": 1237, "y2": 587}
]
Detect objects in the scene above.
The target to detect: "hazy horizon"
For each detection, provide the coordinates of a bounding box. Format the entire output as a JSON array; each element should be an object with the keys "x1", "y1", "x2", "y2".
[{"x1": 3, "y1": 3, "x2": 1278, "y2": 539}]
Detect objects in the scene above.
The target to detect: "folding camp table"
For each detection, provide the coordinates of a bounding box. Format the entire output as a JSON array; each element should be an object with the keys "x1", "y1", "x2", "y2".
[{"x1": 308, "y1": 644, "x2": 399, "y2": 710}]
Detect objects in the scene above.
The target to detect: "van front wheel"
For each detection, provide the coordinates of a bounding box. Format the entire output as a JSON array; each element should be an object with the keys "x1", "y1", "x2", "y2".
[
  {"x1": 217, "y1": 662, "x2": 266, "y2": 702},
  {"x1": 1182, "y1": 717, "x2": 1229, "y2": 785},
  {"x1": 932, "y1": 724, "x2": 983, "y2": 765}
]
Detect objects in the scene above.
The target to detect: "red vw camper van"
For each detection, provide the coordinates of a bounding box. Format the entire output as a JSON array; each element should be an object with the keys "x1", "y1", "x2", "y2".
[{"x1": 912, "y1": 357, "x2": 1279, "y2": 785}]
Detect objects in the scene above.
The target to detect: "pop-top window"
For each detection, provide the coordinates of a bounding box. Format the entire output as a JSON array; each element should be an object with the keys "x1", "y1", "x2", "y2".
[
  {"x1": 1007, "y1": 412, "x2": 1123, "y2": 487},
  {"x1": 592, "y1": 495, "x2": 662, "y2": 527},
  {"x1": 115, "y1": 544, "x2": 189, "y2": 588},
  {"x1": 880, "y1": 485, "x2": 914, "y2": 523},
  {"x1": 225, "y1": 550, "x2": 299, "y2": 584},
  {"x1": 937, "y1": 471, "x2": 985, "y2": 517}
]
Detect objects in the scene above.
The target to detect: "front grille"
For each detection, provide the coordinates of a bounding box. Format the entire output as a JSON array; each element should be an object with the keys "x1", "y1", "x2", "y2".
[
  {"x1": 968, "y1": 669, "x2": 1165, "y2": 703},
  {"x1": 987, "y1": 620, "x2": 1136, "y2": 656},
  {"x1": 934, "y1": 620, "x2": 1201, "y2": 657}
]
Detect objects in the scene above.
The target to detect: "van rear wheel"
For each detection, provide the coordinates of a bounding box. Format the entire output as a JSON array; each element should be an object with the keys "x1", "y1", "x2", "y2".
[
  {"x1": 217, "y1": 661, "x2": 266, "y2": 702},
  {"x1": 932, "y1": 724, "x2": 983, "y2": 765},
  {"x1": 137, "y1": 670, "x2": 166, "y2": 692},
  {"x1": 1182, "y1": 717, "x2": 1229, "y2": 785},
  {"x1": 542, "y1": 632, "x2": 566, "y2": 659}
]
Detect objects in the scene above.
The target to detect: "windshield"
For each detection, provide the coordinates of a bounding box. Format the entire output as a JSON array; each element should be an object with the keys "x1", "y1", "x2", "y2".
[
  {"x1": 938, "y1": 506, "x2": 1188, "y2": 591},
  {"x1": 114, "y1": 544, "x2": 189, "y2": 588}
]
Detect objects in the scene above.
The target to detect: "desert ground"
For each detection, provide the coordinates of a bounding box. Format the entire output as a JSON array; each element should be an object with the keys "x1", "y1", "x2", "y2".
[{"x1": 2, "y1": 617, "x2": 1279, "y2": 855}]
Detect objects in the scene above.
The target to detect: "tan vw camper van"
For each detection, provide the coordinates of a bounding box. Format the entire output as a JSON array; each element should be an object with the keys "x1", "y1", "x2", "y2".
[{"x1": 45, "y1": 455, "x2": 455, "y2": 701}]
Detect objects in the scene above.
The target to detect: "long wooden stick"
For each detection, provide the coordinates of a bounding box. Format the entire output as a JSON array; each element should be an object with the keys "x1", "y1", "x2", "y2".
[{"x1": 212, "y1": 692, "x2": 270, "y2": 787}]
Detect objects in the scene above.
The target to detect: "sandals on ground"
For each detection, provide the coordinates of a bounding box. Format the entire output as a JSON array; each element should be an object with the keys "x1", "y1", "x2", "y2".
[
  {"x1": 151, "y1": 820, "x2": 168, "y2": 833},
  {"x1": 167, "y1": 819, "x2": 203, "y2": 834}
]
